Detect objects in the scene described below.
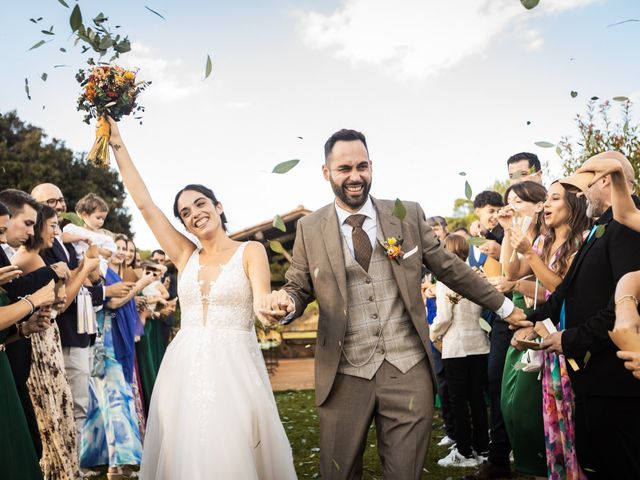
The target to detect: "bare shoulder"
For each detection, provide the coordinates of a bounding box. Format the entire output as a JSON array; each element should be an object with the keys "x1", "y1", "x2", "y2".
[
  {"x1": 242, "y1": 240, "x2": 267, "y2": 263},
  {"x1": 12, "y1": 251, "x2": 43, "y2": 273}
]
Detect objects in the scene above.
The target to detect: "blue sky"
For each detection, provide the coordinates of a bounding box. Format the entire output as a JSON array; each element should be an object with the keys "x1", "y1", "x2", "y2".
[{"x1": 1, "y1": 0, "x2": 639, "y2": 249}]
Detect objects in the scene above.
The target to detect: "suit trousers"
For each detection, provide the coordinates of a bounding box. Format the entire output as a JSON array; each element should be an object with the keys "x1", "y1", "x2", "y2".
[
  {"x1": 574, "y1": 395, "x2": 640, "y2": 479},
  {"x1": 433, "y1": 348, "x2": 456, "y2": 440},
  {"x1": 443, "y1": 354, "x2": 489, "y2": 457},
  {"x1": 62, "y1": 345, "x2": 92, "y2": 460},
  {"x1": 487, "y1": 319, "x2": 511, "y2": 466},
  {"x1": 318, "y1": 359, "x2": 433, "y2": 480}
]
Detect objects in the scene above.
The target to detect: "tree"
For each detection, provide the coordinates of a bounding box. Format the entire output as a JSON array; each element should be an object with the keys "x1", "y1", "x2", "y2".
[
  {"x1": 0, "y1": 110, "x2": 133, "y2": 236},
  {"x1": 557, "y1": 98, "x2": 640, "y2": 185}
]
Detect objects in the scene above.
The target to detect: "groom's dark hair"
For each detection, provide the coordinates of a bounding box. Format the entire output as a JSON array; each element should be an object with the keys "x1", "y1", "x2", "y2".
[
  {"x1": 324, "y1": 129, "x2": 368, "y2": 164},
  {"x1": 173, "y1": 184, "x2": 228, "y2": 232}
]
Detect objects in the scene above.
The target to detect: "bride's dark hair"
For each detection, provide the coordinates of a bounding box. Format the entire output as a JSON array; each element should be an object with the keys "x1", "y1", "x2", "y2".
[{"x1": 172, "y1": 184, "x2": 228, "y2": 232}]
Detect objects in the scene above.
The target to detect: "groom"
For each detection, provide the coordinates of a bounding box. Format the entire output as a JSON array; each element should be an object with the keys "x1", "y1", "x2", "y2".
[{"x1": 263, "y1": 129, "x2": 527, "y2": 479}]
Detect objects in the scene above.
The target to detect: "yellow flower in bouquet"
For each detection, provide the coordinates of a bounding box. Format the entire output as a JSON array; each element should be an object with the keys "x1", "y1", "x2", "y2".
[{"x1": 76, "y1": 65, "x2": 150, "y2": 167}]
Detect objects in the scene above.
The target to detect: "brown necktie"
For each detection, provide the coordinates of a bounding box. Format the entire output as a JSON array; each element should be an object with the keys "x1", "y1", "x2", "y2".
[{"x1": 345, "y1": 214, "x2": 372, "y2": 271}]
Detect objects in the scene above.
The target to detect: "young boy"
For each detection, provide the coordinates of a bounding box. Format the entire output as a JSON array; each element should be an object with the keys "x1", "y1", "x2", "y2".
[{"x1": 61, "y1": 193, "x2": 117, "y2": 276}]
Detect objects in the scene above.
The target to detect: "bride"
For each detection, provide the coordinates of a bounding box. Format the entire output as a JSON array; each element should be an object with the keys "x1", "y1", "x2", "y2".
[{"x1": 106, "y1": 118, "x2": 297, "y2": 479}]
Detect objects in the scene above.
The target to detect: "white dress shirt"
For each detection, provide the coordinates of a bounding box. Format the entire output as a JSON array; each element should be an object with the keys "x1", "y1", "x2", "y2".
[
  {"x1": 334, "y1": 196, "x2": 377, "y2": 255},
  {"x1": 1, "y1": 243, "x2": 16, "y2": 260}
]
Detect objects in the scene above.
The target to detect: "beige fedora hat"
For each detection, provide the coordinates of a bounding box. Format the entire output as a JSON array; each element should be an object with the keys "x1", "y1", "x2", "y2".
[{"x1": 559, "y1": 151, "x2": 629, "y2": 193}]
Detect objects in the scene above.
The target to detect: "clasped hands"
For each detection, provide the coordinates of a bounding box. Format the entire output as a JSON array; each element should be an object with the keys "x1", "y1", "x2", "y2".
[{"x1": 258, "y1": 290, "x2": 295, "y2": 327}]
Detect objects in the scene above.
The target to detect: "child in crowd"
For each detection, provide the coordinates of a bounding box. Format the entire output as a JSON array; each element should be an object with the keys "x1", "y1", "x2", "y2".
[
  {"x1": 430, "y1": 234, "x2": 490, "y2": 468},
  {"x1": 62, "y1": 193, "x2": 117, "y2": 275}
]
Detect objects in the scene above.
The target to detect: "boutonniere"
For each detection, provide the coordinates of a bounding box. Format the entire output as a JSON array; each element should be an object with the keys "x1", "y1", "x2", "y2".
[
  {"x1": 594, "y1": 223, "x2": 607, "y2": 239},
  {"x1": 378, "y1": 236, "x2": 404, "y2": 263}
]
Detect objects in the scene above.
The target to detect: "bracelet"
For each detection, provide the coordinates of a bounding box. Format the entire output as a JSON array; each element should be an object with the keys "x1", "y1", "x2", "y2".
[
  {"x1": 17, "y1": 322, "x2": 31, "y2": 339},
  {"x1": 18, "y1": 296, "x2": 35, "y2": 316},
  {"x1": 615, "y1": 295, "x2": 639, "y2": 308}
]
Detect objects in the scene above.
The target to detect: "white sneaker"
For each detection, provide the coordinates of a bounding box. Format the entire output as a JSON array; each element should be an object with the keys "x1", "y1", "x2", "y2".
[
  {"x1": 437, "y1": 447, "x2": 480, "y2": 468},
  {"x1": 474, "y1": 450, "x2": 489, "y2": 463},
  {"x1": 437, "y1": 435, "x2": 456, "y2": 447}
]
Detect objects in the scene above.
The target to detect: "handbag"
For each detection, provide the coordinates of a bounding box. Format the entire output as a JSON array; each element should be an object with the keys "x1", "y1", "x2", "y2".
[{"x1": 77, "y1": 286, "x2": 97, "y2": 335}]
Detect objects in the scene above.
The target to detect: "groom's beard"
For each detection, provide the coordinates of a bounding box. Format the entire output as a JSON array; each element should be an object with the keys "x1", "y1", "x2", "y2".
[{"x1": 330, "y1": 177, "x2": 371, "y2": 210}]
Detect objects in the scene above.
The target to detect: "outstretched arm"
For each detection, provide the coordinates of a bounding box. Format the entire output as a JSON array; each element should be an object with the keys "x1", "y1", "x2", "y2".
[
  {"x1": 107, "y1": 118, "x2": 196, "y2": 270},
  {"x1": 243, "y1": 241, "x2": 278, "y2": 328}
]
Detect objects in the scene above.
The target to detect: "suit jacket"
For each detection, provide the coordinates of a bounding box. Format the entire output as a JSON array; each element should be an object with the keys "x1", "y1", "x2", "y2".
[
  {"x1": 42, "y1": 238, "x2": 102, "y2": 348},
  {"x1": 529, "y1": 199, "x2": 640, "y2": 398},
  {"x1": 284, "y1": 197, "x2": 507, "y2": 405}
]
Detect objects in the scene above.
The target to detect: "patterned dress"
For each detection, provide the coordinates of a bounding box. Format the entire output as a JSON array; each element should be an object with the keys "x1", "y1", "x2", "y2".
[
  {"x1": 80, "y1": 308, "x2": 142, "y2": 468},
  {"x1": 27, "y1": 320, "x2": 79, "y2": 479},
  {"x1": 533, "y1": 234, "x2": 586, "y2": 480}
]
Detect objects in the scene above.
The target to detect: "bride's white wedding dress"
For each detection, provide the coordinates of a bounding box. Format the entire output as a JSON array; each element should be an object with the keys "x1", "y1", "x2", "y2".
[{"x1": 140, "y1": 243, "x2": 297, "y2": 479}]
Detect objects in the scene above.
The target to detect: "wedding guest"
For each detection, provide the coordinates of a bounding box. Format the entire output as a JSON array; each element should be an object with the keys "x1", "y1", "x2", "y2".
[
  {"x1": 507, "y1": 152, "x2": 543, "y2": 186},
  {"x1": 81, "y1": 234, "x2": 153, "y2": 479},
  {"x1": 431, "y1": 234, "x2": 490, "y2": 468},
  {"x1": 426, "y1": 215, "x2": 448, "y2": 242},
  {"x1": 12, "y1": 204, "x2": 98, "y2": 479},
  {"x1": 613, "y1": 271, "x2": 640, "y2": 379},
  {"x1": 150, "y1": 249, "x2": 166, "y2": 264},
  {"x1": 524, "y1": 154, "x2": 640, "y2": 479},
  {"x1": 465, "y1": 190, "x2": 512, "y2": 480},
  {"x1": 452, "y1": 226, "x2": 471, "y2": 239},
  {"x1": 0, "y1": 202, "x2": 56, "y2": 480},
  {"x1": 499, "y1": 181, "x2": 590, "y2": 478}
]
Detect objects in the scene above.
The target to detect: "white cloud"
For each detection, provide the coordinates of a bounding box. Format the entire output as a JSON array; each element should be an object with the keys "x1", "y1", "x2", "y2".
[
  {"x1": 118, "y1": 43, "x2": 202, "y2": 102},
  {"x1": 295, "y1": 0, "x2": 598, "y2": 81}
]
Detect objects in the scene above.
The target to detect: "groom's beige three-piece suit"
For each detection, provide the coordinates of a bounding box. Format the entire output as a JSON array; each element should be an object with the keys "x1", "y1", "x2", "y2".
[{"x1": 284, "y1": 197, "x2": 506, "y2": 479}]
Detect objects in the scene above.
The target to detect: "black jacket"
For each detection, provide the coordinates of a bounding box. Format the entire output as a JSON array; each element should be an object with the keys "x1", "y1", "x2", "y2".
[
  {"x1": 42, "y1": 238, "x2": 103, "y2": 348},
  {"x1": 529, "y1": 199, "x2": 640, "y2": 397}
]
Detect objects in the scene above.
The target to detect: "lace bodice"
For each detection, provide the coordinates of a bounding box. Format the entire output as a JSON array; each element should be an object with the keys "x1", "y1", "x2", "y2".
[{"x1": 178, "y1": 243, "x2": 254, "y2": 330}]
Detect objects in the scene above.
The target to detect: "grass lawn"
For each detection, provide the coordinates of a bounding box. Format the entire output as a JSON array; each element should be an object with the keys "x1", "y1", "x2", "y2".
[{"x1": 94, "y1": 389, "x2": 531, "y2": 479}]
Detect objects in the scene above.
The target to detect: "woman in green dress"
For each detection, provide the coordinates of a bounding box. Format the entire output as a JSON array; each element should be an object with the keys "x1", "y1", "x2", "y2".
[{"x1": 487, "y1": 181, "x2": 548, "y2": 477}]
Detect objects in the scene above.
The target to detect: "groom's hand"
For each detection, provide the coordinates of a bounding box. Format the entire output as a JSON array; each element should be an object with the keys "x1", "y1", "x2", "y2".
[
  {"x1": 504, "y1": 306, "x2": 532, "y2": 330},
  {"x1": 259, "y1": 290, "x2": 294, "y2": 323}
]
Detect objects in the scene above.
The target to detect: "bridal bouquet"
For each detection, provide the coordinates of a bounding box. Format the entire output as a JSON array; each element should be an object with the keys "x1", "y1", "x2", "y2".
[{"x1": 76, "y1": 65, "x2": 150, "y2": 167}]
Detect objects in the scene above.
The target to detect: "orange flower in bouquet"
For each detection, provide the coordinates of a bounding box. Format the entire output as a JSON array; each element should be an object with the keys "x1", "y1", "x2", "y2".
[{"x1": 76, "y1": 65, "x2": 150, "y2": 167}]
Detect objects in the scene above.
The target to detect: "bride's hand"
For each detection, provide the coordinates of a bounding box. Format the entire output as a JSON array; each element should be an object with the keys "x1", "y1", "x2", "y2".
[{"x1": 107, "y1": 116, "x2": 122, "y2": 146}]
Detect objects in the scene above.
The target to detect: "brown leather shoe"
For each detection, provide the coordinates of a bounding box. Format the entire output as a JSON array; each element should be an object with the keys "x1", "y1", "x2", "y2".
[{"x1": 461, "y1": 461, "x2": 512, "y2": 480}]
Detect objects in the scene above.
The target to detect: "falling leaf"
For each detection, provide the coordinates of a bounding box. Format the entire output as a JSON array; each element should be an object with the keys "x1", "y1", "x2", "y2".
[
  {"x1": 41, "y1": 73, "x2": 48, "y2": 81},
  {"x1": 607, "y1": 19, "x2": 640, "y2": 28},
  {"x1": 534, "y1": 141, "x2": 555, "y2": 148},
  {"x1": 145, "y1": 6, "x2": 166, "y2": 20},
  {"x1": 41, "y1": 29, "x2": 55, "y2": 35},
  {"x1": 479, "y1": 317, "x2": 492, "y2": 333},
  {"x1": 24, "y1": 78, "x2": 31, "y2": 100},
  {"x1": 205, "y1": 54, "x2": 213, "y2": 79},
  {"x1": 392, "y1": 198, "x2": 406, "y2": 221},
  {"x1": 613, "y1": 96, "x2": 629, "y2": 102},
  {"x1": 272, "y1": 159, "x2": 300, "y2": 174},
  {"x1": 58, "y1": 0, "x2": 69, "y2": 7},
  {"x1": 273, "y1": 214, "x2": 286, "y2": 232},
  {"x1": 570, "y1": 90, "x2": 578, "y2": 98},
  {"x1": 458, "y1": 171, "x2": 466, "y2": 176},
  {"x1": 526, "y1": 120, "x2": 531, "y2": 125},
  {"x1": 28, "y1": 40, "x2": 47, "y2": 51},
  {"x1": 594, "y1": 224, "x2": 606, "y2": 238},
  {"x1": 584, "y1": 351, "x2": 591, "y2": 366},
  {"x1": 464, "y1": 180, "x2": 472, "y2": 200},
  {"x1": 54, "y1": 64, "x2": 70, "y2": 68},
  {"x1": 313, "y1": 267, "x2": 320, "y2": 279},
  {"x1": 332, "y1": 459, "x2": 340, "y2": 471},
  {"x1": 468, "y1": 237, "x2": 487, "y2": 247},
  {"x1": 520, "y1": 0, "x2": 540, "y2": 9},
  {"x1": 70, "y1": 4, "x2": 82, "y2": 32},
  {"x1": 297, "y1": 136, "x2": 303, "y2": 140},
  {"x1": 408, "y1": 396, "x2": 415, "y2": 411},
  {"x1": 62, "y1": 212, "x2": 84, "y2": 226},
  {"x1": 269, "y1": 240, "x2": 286, "y2": 254},
  {"x1": 590, "y1": 96, "x2": 599, "y2": 101},
  {"x1": 59, "y1": 47, "x2": 66, "y2": 52},
  {"x1": 555, "y1": 145, "x2": 562, "y2": 158}
]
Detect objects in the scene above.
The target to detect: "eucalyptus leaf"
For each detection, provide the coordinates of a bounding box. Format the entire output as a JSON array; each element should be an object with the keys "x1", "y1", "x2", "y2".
[
  {"x1": 145, "y1": 6, "x2": 166, "y2": 20},
  {"x1": 62, "y1": 212, "x2": 84, "y2": 227},
  {"x1": 613, "y1": 96, "x2": 629, "y2": 102},
  {"x1": 28, "y1": 40, "x2": 46, "y2": 51},
  {"x1": 555, "y1": 145, "x2": 562, "y2": 158},
  {"x1": 60, "y1": 47, "x2": 66, "y2": 52},
  {"x1": 392, "y1": 198, "x2": 406, "y2": 221},
  {"x1": 590, "y1": 96, "x2": 599, "y2": 101},
  {"x1": 70, "y1": 4, "x2": 82, "y2": 32},
  {"x1": 479, "y1": 317, "x2": 492, "y2": 333},
  {"x1": 534, "y1": 141, "x2": 555, "y2": 148},
  {"x1": 58, "y1": 0, "x2": 69, "y2": 7},
  {"x1": 570, "y1": 90, "x2": 578, "y2": 98},
  {"x1": 520, "y1": 0, "x2": 540, "y2": 9},
  {"x1": 205, "y1": 54, "x2": 213, "y2": 79},
  {"x1": 272, "y1": 159, "x2": 300, "y2": 174},
  {"x1": 41, "y1": 29, "x2": 55, "y2": 35},
  {"x1": 464, "y1": 180, "x2": 472, "y2": 200},
  {"x1": 273, "y1": 214, "x2": 286, "y2": 232},
  {"x1": 458, "y1": 171, "x2": 466, "y2": 176},
  {"x1": 24, "y1": 78, "x2": 31, "y2": 100},
  {"x1": 468, "y1": 237, "x2": 487, "y2": 247},
  {"x1": 41, "y1": 73, "x2": 48, "y2": 81},
  {"x1": 269, "y1": 240, "x2": 286, "y2": 255}
]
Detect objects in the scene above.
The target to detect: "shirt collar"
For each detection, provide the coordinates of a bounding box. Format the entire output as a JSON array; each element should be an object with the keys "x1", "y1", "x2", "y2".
[{"x1": 334, "y1": 196, "x2": 376, "y2": 226}]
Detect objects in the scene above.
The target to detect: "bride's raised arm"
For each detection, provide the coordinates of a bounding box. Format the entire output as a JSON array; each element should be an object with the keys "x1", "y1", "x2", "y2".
[{"x1": 107, "y1": 118, "x2": 196, "y2": 271}]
